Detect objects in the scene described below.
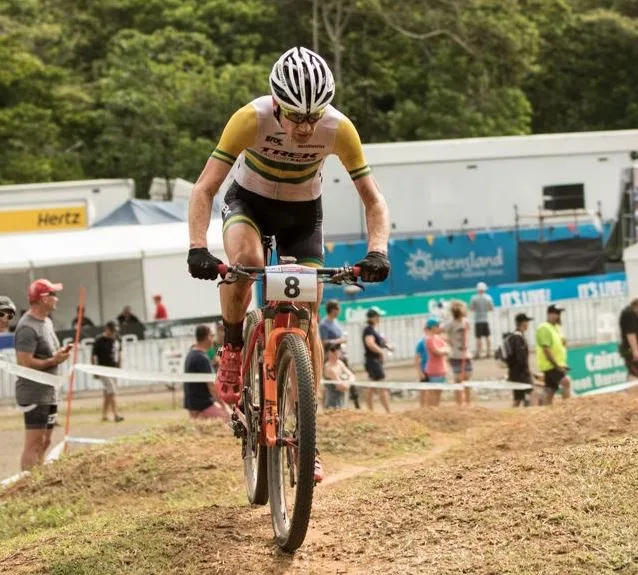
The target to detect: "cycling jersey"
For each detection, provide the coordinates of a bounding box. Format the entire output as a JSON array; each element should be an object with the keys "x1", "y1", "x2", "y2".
[{"x1": 211, "y1": 96, "x2": 371, "y2": 202}]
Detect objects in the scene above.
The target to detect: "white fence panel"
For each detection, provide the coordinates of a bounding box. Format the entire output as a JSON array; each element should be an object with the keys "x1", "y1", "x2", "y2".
[{"x1": 0, "y1": 294, "x2": 627, "y2": 401}]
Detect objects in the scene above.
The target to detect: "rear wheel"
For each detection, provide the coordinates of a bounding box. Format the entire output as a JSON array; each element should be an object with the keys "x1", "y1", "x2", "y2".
[
  {"x1": 268, "y1": 333, "x2": 316, "y2": 552},
  {"x1": 242, "y1": 310, "x2": 268, "y2": 505}
]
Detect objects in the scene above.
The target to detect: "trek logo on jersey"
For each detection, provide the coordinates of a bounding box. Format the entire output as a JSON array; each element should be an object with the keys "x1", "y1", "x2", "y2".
[
  {"x1": 259, "y1": 148, "x2": 320, "y2": 161},
  {"x1": 265, "y1": 135, "x2": 283, "y2": 146}
]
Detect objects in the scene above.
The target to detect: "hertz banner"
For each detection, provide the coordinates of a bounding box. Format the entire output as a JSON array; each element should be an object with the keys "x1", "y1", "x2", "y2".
[{"x1": 0, "y1": 204, "x2": 87, "y2": 233}]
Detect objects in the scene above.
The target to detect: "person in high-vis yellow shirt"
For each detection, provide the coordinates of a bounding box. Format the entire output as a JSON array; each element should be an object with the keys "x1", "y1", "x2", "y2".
[{"x1": 535, "y1": 304, "x2": 572, "y2": 405}]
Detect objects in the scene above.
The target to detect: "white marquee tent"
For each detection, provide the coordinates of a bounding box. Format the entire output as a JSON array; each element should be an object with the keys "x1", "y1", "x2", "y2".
[{"x1": 0, "y1": 221, "x2": 227, "y2": 327}]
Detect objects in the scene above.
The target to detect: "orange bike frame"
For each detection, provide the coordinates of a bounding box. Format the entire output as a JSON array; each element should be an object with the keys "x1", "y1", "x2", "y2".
[{"x1": 262, "y1": 326, "x2": 309, "y2": 447}]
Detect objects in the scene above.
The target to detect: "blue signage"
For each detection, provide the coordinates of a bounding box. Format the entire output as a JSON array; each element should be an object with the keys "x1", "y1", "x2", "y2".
[
  {"x1": 389, "y1": 234, "x2": 518, "y2": 294},
  {"x1": 488, "y1": 272, "x2": 626, "y2": 308}
]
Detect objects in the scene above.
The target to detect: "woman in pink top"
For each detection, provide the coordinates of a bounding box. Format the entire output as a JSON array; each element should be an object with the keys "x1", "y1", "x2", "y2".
[{"x1": 422, "y1": 317, "x2": 450, "y2": 407}]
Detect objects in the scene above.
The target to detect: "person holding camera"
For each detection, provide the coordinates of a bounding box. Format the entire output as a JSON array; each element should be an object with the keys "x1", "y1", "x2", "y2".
[
  {"x1": 535, "y1": 304, "x2": 572, "y2": 405},
  {"x1": 15, "y1": 279, "x2": 72, "y2": 470}
]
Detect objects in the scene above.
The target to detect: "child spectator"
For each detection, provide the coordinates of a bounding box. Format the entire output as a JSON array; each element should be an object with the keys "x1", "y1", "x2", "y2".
[{"x1": 422, "y1": 318, "x2": 450, "y2": 407}]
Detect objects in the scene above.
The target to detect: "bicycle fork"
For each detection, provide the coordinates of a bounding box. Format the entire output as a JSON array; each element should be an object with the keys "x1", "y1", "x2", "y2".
[{"x1": 263, "y1": 326, "x2": 308, "y2": 448}]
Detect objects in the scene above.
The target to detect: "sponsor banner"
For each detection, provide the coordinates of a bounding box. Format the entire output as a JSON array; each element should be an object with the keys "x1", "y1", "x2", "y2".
[
  {"x1": 568, "y1": 342, "x2": 628, "y2": 396},
  {"x1": 0, "y1": 203, "x2": 87, "y2": 233},
  {"x1": 320, "y1": 222, "x2": 613, "y2": 300},
  {"x1": 328, "y1": 271, "x2": 627, "y2": 321},
  {"x1": 492, "y1": 272, "x2": 626, "y2": 308},
  {"x1": 391, "y1": 235, "x2": 517, "y2": 293},
  {"x1": 331, "y1": 290, "x2": 475, "y2": 323}
]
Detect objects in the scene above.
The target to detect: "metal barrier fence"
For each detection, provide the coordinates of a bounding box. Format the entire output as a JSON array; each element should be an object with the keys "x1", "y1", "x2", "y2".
[
  {"x1": 340, "y1": 295, "x2": 624, "y2": 366},
  {"x1": 0, "y1": 294, "x2": 625, "y2": 402}
]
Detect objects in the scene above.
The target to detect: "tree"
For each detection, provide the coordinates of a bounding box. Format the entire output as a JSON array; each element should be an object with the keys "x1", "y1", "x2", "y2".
[{"x1": 527, "y1": 10, "x2": 638, "y2": 133}]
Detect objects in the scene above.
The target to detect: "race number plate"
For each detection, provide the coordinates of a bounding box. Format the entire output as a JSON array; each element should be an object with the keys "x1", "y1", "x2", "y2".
[{"x1": 265, "y1": 265, "x2": 318, "y2": 303}]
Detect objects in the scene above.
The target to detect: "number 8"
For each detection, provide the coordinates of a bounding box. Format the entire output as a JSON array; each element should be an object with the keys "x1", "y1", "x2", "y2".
[{"x1": 284, "y1": 276, "x2": 301, "y2": 298}]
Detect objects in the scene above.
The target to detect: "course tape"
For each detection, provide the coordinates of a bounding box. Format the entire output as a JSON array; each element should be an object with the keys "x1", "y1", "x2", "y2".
[
  {"x1": 580, "y1": 380, "x2": 638, "y2": 396},
  {"x1": 320, "y1": 380, "x2": 532, "y2": 391},
  {"x1": 73, "y1": 364, "x2": 217, "y2": 383},
  {"x1": 0, "y1": 360, "x2": 65, "y2": 389},
  {"x1": 0, "y1": 360, "x2": 217, "y2": 387}
]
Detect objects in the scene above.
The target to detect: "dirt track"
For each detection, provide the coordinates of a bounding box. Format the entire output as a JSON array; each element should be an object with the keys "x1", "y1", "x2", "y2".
[
  {"x1": 2, "y1": 391, "x2": 638, "y2": 574},
  {"x1": 0, "y1": 360, "x2": 508, "y2": 478}
]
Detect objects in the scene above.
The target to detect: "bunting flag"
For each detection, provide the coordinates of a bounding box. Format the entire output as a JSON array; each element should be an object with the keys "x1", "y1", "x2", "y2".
[
  {"x1": 447, "y1": 234, "x2": 454, "y2": 243},
  {"x1": 567, "y1": 222, "x2": 577, "y2": 233},
  {"x1": 467, "y1": 231, "x2": 476, "y2": 241},
  {"x1": 325, "y1": 242, "x2": 335, "y2": 253},
  {"x1": 426, "y1": 234, "x2": 435, "y2": 246}
]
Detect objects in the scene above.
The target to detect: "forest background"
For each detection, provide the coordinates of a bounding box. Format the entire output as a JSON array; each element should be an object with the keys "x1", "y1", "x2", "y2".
[{"x1": 1, "y1": 0, "x2": 637, "y2": 193}]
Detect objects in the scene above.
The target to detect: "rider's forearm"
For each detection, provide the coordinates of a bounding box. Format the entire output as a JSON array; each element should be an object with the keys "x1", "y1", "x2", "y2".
[
  {"x1": 364, "y1": 194, "x2": 390, "y2": 254},
  {"x1": 189, "y1": 184, "x2": 215, "y2": 248}
]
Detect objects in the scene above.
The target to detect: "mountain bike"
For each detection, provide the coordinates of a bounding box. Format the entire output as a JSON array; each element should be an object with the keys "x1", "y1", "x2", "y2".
[{"x1": 216, "y1": 248, "x2": 360, "y2": 552}]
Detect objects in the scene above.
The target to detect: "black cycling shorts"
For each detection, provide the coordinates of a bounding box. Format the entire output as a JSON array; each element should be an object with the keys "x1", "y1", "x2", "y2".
[
  {"x1": 21, "y1": 404, "x2": 58, "y2": 430},
  {"x1": 222, "y1": 181, "x2": 324, "y2": 266}
]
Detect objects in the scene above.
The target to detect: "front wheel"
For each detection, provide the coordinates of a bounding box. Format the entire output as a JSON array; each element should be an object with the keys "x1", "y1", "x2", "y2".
[
  {"x1": 242, "y1": 310, "x2": 268, "y2": 505},
  {"x1": 268, "y1": 333, "x2": 316, "y2": 552}
]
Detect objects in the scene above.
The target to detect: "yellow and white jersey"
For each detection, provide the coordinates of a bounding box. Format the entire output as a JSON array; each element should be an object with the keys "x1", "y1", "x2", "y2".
[{"x1": 211, "y1": 96, "x2": 371, "y2": 201}]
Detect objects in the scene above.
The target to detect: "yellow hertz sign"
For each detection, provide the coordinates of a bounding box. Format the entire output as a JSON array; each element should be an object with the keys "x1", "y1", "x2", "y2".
[{"x1": 0, "y1": 205, "x2": 87, "y2": 233}]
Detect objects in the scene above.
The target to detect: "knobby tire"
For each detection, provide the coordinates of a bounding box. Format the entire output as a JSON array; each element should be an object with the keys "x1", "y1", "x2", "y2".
[
  {"x1": 242, "y1": 309, "x2": 268, "y2": 505},
  {"x1": 268, "y1": 333, "x2": 316, "y2": 552}
]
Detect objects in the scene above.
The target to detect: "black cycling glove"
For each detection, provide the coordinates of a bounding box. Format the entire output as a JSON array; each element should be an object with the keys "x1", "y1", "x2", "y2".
[
  {"x1": 355, "y1": 250, "x2": 391, "y2": 282},
  {"x1": 187, "y1": 248, "x2": 223, "y2": 280}
]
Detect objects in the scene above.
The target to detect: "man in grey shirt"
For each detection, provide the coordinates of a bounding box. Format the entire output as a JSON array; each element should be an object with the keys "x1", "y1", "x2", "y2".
[
  {"x1": 15, "y1": 278, "x2": 71, "y2": 471},
  {"x1": 470, "y1": 281, "x2": 494, "y2": 359}
]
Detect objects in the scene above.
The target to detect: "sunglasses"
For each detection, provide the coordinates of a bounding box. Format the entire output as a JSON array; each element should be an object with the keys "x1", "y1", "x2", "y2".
[
  {"x1": 280, "y1": 106, "x2": 325, "y2": 125},
  {"x1": 0, "y1": 311, "x2": 15, "y2": 320},
  {"x1": 44, "y1": 292, "x2": 58, "y2": 297}
]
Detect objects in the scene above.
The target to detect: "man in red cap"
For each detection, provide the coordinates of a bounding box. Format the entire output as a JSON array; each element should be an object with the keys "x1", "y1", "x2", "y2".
[
  {"x1": 153, "y1": 294, "x2": 168, "y2": 321},
  {"x1": 15, "y1": 279, "x2": 72, "y2": 470}
]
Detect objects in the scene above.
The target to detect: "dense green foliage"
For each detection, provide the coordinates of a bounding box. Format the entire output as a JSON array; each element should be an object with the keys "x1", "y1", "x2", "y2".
[{"x1": 1, "y1": 0, "x2": 636, "y2": 192}]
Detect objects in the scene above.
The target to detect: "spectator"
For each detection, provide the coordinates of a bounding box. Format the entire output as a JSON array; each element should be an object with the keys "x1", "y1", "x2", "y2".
[
  {"x1": 362, "y1": 308, "x2": 392, "y2": 413},
  {"x1": 414, "y1": 323, "x2": 429, "y2": 383},
  {"x1": 470, "y1": 282, "x2": 494, "y2": 359},
  {"x1": 323, "y1": 343, "x2": 355, "y2": 409},
  {"x1": 15, "y1": 279, "x2": 71, "y2": 471},
  {"x1": 0, "y1": 296, "x2": 16, "y2": 334},
  {"x1": 422, "y1": 318, "x2": 450, "y2": 407},
  {"x1": 184, "y1": 324, "x2": 228, "y2": 420},
  {"x1": 535, "y1": 304, "x2": 572, "y2": 405},
  {"x1": 618, "y1": 298, "x2": 638, "y2": 382},
  {"x1": 207, "y1": 322, "x2": 224, "y2": 372},
  {"x1": 91, "y1": 321, "x2": 124, "y2": 423},
  {"x1": 117, "y1": 305, "x2": 141, "y2": 326},
  {"x1": 320, "y1": 300, "x2": 359, "y2": 409},
  {"x1": 445, "y1": 300, "x2": 473, "y2": 406},
  {"x1": 153, "y1": 294, "x2": 168, "y2": 321},
  {"x1": 71, "y1": 306, "x2": 95, "y2": 330},
  {"x1": 504, "y1": 313, "x2": 534, "y2": 407}
]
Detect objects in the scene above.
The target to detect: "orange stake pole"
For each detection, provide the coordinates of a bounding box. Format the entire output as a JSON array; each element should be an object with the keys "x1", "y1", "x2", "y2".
[{"x1": 63, "y1": 287, "x2": 86, "y2": 454}]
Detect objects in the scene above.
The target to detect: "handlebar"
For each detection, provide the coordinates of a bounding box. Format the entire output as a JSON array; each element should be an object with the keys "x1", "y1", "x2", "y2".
[{"x1": 217, "y1": 263, "x2": 361, "y2": 283}]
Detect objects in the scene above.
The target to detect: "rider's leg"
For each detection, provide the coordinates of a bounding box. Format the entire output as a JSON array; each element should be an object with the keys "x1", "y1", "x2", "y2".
[
  {"x1": 217, "y1": 221, "x2": 263, "y2": 404},
  {"x1": 220, "y1": 222, "x2": 264, "y2": 341}
]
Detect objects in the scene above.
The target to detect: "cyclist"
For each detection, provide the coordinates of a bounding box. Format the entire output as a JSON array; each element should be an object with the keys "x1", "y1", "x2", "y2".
[{"x1": 187, "y1": 47, "x2": 391, "y2": 480}]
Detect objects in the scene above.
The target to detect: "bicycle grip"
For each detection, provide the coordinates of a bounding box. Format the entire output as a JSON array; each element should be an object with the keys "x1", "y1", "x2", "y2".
[
  {"x1": 217, "y1": 263, "x2": 228, "y2": 277},
  {"x1": 352, "y1": 266, "x2": 361, "y2": 278}
]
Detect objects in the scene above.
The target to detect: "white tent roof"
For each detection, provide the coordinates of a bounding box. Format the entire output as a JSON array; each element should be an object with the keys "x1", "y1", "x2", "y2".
[{"x1": 0, "y1": 221, "x2": 224, "y2": 272}]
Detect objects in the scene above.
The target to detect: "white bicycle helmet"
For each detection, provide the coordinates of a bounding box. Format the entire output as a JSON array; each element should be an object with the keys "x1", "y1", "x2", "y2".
[{"x1": 269, "y1": 47, "x2": 335, "y2": 114}]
